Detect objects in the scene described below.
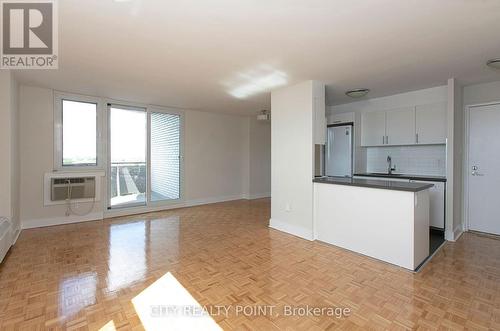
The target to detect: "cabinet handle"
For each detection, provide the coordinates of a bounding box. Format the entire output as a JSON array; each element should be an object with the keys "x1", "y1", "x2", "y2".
[
  {"x1": 386, "y1": 136, "x2": 389, "y2": 144},
  {"x1": 382, "y1": 135, "x2": 385, "y2": 144},
  {"x1": 416, "y1": 133, "x2": 419, "y2": 144}
]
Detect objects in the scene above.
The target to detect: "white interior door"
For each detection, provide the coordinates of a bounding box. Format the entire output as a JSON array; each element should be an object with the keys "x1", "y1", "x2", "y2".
[{"x1": 468, "y1": 103, "x2": 500, "y2": 235}]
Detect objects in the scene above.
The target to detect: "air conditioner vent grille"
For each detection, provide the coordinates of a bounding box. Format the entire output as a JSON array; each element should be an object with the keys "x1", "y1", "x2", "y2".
[
  {"x1": 50, "y1": 177, "x2": 96, "y2": 201},
  {"x1": 52, "y1": 177, "x2": 92, "y2": 185}
]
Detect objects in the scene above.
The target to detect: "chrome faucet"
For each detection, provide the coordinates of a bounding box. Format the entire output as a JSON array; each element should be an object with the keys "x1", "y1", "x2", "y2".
[{"x1": 387, "y1": 156, "x2": 396, "y2": 175}]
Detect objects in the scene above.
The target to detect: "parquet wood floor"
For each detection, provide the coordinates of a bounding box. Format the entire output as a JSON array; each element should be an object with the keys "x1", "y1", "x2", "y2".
[{"x1": 0, "y1": 199, "x2": 499, "y2": 330}]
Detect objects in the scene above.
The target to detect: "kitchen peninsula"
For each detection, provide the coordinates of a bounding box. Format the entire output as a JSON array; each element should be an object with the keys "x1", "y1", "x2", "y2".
[{"x1": 313, "y1": 176, "x2": 433, "y2": 270}]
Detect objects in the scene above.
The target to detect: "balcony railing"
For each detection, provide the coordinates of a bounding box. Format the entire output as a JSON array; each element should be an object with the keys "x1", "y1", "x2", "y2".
[
  {"x1": 110, "y1": 162, "x2": 146, "y2": 207},
  {"x1": 110, "y1": 161, "x2": 178, "y2": 207}
]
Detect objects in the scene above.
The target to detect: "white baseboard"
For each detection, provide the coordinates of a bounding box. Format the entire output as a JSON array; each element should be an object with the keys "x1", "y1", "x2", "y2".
[
  {"x1": 104, "y1": 194, "x2": 246, "y2": 219},
  {"x1": 453, "y1": 225, "x2": 464, "y2": 242},
  {"x1": 269, "y1": 218, "x2": 313, "y2": 241},
  {"x1": 446, "y1": 224, "x2": 464, "y2": 242},
  {"x1": 187, "y1": 195, "x2": 245, "y2": 207},
  {"x1": 22, "y1": 212, "x2": 104, "y2": 230},
  {"x1": 246, "y1": 192, "x2": 271, "y2": 200},
  {"x1": 21, "y1": 193, "x2": 267, "y2": 230}
]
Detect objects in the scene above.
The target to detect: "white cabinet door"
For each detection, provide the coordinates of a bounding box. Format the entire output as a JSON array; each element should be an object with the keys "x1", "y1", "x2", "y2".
[
  {"x1": 415, "y1": 102, "x2": 447, "y2": 144},
  {"x1": 361, "y1": 111, "x2": 386, "y2": 146},
  {"x1": 385, "y1": 107, "x2": 416, "y2": 145},
  {"x1": 329, "y1": 112, "x2": 355, "y2": 125},
  {"x1": 313, "y1": 82, "x2": 326, "y2": 144}
]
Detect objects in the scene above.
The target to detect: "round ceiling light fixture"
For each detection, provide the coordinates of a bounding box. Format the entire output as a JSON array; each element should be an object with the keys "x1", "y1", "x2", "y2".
[
  {"x1": 486, "y1": 58, "x2": 500, "y2": 70},
  {"x1": 345, "y1": 88, "x2": 370, "y2": 98}
]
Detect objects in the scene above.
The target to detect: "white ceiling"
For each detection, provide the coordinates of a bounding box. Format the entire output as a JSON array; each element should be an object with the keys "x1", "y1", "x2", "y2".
[{"x1": 14, "y1": 0, "x2": 500, "y2": 115}]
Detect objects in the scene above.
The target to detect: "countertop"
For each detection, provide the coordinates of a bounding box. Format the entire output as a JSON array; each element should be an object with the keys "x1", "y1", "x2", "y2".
[
  {"x1": 313, "y1": 176, "x2": 434, "y2": 192},
  {"x1": 354, "y1": 173, "x2": 447, "y2": 182}
]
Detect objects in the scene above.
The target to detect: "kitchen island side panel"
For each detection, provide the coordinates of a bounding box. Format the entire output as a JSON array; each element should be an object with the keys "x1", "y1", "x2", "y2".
[
  {"x1": 314, "y1": 182, "x2": 428, "y2": 270},
  {"x1": 414, "y1": 190, "x2": 430, "y2": 267}
]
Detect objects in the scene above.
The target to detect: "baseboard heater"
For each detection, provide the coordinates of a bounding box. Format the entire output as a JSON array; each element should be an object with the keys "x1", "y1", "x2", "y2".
[{"x1": 0, "y1": 218, "x2": 12, "y2": 263}]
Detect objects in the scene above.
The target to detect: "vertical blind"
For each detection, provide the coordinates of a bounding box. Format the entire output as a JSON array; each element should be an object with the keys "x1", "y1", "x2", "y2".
[{"x1": 151, "y1": 112, "x2": 181, "y2": 201}]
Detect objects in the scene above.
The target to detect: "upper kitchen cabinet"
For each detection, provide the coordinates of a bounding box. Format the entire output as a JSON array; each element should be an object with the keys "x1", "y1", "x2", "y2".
[
  {"x1": 360, "y1": 103, "x2": 447, "y2": 147},
  {"x1": 385, "y1": 107, "x2": 416, "y2": 145},
  {"x1": 361, "y1": 111, "x2": 386, "y2": 146},
  {"x1": 329, "y1": 112, "x2": 355, "y2": 125},
  {"x1": 415, "y1": 102, "x2": 447, "y2": 144},
  {"x1": 313, "y1": 81, "x2": 326, "y2": 144}
]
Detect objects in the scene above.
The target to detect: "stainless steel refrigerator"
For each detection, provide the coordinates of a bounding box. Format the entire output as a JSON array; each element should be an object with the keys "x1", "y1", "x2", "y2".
[{"x1": 325, "y1": 124, "x2": 353, "y2": 177}]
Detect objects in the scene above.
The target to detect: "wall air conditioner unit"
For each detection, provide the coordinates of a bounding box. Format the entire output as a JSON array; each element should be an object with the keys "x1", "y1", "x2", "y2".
[
  {"x1": 0, "y1": 217, "x2": 12, "y2": 264},
  {"x1": 51, "y1": 177, "x2": 96, "y2": 201}
]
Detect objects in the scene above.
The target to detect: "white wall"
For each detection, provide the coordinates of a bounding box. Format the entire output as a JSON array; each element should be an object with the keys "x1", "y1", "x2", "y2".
[
  {"x1": 248, "y1": 117, "x2": 271, "y2": 198},
  {"x1": 19, "y1": 86, "x2": 100, "y2": 225},
  {"x1": 0, "y1": 71, "x2": 20, "y2": 234},
  {"x1": 445, "y1": 78, "x2": 464, "y2": 241},
  {"x1": 183, "y1": 110, "x2": 250, "y2": 202},
  {"x1": 270, "y1": 81, "x2": 315, "y2": 240},
  {"x1": 463, "y1": 80, "x2": 500, "y2": 106},
  {"x1": 19, "y1": 85, "x2": 269, "y2": 228},
  {"x1": 10, "y1": 74, "x2": 20, "y2": 234},
  {"x1": 0, "y1": 72, "x2": 12, "y2": 218},
  {"x1": 452, "y1": 79, "x2": 464, "y2": 238}
]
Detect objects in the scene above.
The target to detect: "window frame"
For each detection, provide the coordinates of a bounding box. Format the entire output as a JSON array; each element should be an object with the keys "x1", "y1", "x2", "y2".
[{"x1": 54, "y1": 91, "x2": 104, "y2": 171}]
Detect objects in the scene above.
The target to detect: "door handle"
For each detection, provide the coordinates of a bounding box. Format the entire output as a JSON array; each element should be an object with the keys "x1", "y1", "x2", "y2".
[{"x1": 471, "y1": 165, "x2": 484, "y2": 176}]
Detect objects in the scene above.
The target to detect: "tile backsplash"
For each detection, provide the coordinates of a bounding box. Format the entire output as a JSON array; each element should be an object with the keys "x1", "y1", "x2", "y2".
[{"x1": 366, "y1": 145, "x2": 446, "y2": 176}]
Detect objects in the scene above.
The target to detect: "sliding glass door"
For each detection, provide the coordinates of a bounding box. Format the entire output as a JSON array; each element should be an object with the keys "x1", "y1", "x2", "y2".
[
  {"x1": 108, "y1": 105, "x2": 182, "y2": 209},
  {"x1": 109, "y1": 105, "x2": 147, "y2": 208}
]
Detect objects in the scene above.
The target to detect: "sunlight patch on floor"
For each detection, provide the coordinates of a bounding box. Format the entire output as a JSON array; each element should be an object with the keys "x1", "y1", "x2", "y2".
[
  {"x1": 132, "y1": 272, "x2": 222, "y2": 331},
  {"x1": 98, "y1": 320, "x2": 116, "y2": 331}
]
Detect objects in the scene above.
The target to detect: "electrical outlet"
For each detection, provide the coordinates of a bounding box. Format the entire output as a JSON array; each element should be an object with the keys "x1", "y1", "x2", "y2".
[{"x1": 285, "y1": 203, "x2": 291, "y2": 212}]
